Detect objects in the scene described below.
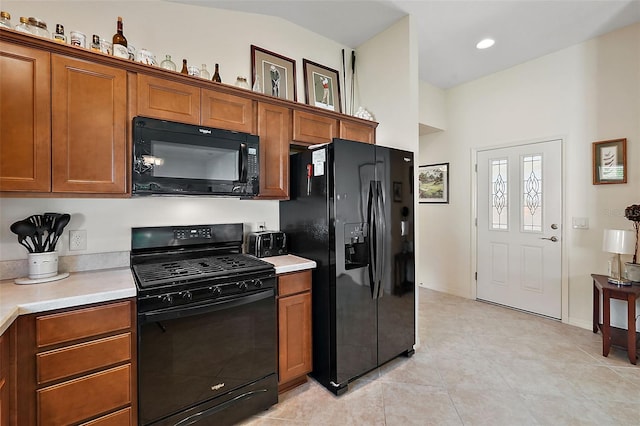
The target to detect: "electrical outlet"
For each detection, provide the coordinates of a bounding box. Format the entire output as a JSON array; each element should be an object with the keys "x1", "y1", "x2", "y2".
[
  {"x1": 256, "y1": 221, "x2": 266, "y2": 231},
  {"x1": 69, "y1": 230, "x2": 87, "y2": 251}
]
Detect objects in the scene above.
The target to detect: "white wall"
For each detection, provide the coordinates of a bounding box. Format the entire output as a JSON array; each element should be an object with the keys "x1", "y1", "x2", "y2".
[
  {"x1": 356, "y1": 15, "x2": 419, "y2": 154},
  {"x1": 419, "y1": 80, "x2": 446, "y2": 131},
  {"x1": 1, "y1": 2, "x2": 418, "y2": 267},
  {"x1": 419, "y1": 23, "x2": 640, "y2": 330}
]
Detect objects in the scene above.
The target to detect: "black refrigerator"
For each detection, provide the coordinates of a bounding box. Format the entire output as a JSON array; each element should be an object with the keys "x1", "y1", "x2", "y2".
[{"x1": 280, "y1": 138, "x2": 415, "y2": 395}]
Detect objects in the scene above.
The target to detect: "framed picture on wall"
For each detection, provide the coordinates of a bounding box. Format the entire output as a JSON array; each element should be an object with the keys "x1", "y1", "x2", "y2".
[
  {"x1": 418, "y1": 163, "x2": 449, "y2": 203},
  {"x1": 302, "y1": 59, "x2": 341, "y2": 112},
  {"x1": 592, "y1": 138, "x2": 627, "y2": 184},
  {"x1": 251, "y1": 45, "x2": 297, "y2": 101}
]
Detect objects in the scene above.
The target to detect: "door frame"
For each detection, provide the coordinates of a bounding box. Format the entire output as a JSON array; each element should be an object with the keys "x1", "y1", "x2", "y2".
[{"x1": 470, "y1": 136, "x2": 569, "y2": 323}]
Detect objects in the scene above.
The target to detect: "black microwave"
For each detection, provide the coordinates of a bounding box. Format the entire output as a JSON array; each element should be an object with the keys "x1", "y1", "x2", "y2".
[{"x1": 132, "y1": 117, "x2": 259, "y2": 197}]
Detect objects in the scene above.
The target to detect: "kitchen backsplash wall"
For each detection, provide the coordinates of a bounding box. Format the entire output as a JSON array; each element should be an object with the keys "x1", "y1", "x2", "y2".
[{"x1": 0, "y1": 197, "x2": 279, "y2": 262}]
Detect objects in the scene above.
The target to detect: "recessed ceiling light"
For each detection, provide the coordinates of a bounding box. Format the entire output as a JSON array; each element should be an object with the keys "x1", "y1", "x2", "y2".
[{"x1": 476, "y1": 38, "x2": 495, "y2": 50}]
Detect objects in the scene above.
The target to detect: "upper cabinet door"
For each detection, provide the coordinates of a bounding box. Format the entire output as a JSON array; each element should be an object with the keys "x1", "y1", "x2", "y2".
[
  {"x1": 257, "y1": 102, "x2": 291, "y2": 199},
  {"x1": 292, "y1": 110, "x2": 337, "y2": 146},
  {"x1": 0, "y1": 42, "x2": 51, "y2": 192},
  {"x1": 51, "y1": 55, "x2": 127, "y2": 193},
  {"x1": 136, "y1": 74, "x2": 200, "y2": 124},
  {"x1": 201, "y1": 89, "x2": 255, "y2": 133},
  {"x1": 339, "y1": 119, "x2": 376, "y2": 144}
]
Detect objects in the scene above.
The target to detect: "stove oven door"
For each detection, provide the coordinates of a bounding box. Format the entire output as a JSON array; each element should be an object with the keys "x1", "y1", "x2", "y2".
[{"x1": 137, "y1": 288, "x2": 277, "y2": 426}]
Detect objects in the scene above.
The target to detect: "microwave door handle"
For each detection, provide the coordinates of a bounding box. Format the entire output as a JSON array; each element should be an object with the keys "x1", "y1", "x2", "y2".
[{"x1": 239, "y1": 143, "x2": 248, "y2": 183}]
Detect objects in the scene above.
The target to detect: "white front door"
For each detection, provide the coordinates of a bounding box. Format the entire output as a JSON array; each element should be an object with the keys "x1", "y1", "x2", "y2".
[{"x1": 476, "y1": 140, "x2": 562, "y2": 319}]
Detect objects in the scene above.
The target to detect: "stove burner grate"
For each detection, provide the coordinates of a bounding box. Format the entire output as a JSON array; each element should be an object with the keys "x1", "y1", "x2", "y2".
[{"x1": 133, "y1": 254, "x2": 271, "y2": 287}]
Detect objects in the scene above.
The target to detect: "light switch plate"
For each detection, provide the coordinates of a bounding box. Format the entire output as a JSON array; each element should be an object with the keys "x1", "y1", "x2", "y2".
[{"x1": 572, "y1": 217, "x2": 589, "y2": 229}]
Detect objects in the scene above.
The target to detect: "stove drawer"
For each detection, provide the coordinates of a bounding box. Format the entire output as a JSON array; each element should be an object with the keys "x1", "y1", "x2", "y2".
[{"x1": 37, "y1": 333, "x2": 131, "y2": 384}]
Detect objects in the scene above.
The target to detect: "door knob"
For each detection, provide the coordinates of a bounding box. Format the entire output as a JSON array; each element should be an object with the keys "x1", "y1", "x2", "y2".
[{"x1": 540, "y1": 236, "x2": 558, "y2": 242}]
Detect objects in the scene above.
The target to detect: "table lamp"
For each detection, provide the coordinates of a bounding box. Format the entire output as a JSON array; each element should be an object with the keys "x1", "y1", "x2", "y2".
[{"x1": 602, "y1": 228, "x2": 635, "y2": 285}]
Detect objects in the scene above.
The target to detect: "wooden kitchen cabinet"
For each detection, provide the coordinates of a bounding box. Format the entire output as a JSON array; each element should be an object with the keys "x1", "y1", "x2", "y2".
[
  {"x1": 0, "y1": 41, "x2": 51, "y2": 192},
  {"x1": 340, "y1": 119, "x2": 375, "y2": 144},
  {"x1": 136, "y1": 73, "x2": 200, "y2": 124},
  {"x1": 1, "y1": 31, "x2": 377, "y2": 198},
  {"x1": 15, "y1": 299, "x2": 136, "y2": 426},
  {"x1": 277, "y1": 270, "x2": 312, "y2": 393},
  {"x1": 292, "y1": 110, "x2": 337, "y2": 146},
  {"x1": 136, "y1": 75, "x2": 256, "y2": 134},
  {"x1": 1, "y1": 323, "x2": 16, "y2": 426},
  {"x1": 202, "y1": 89, "x2": 255, "y2": 133},
  {"x1": 0, "y1": 41, "x2": 127, "y2": 194},
  {"x1": 257, "y1": 102, "x2": 291, "y2": 199},
  {"x1": 51, "y1": 54, "x2": 127, "y2": 193}
]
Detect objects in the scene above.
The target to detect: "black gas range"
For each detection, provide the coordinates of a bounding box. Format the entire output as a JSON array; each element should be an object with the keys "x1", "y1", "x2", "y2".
[{"x1": 131, "y1": 223, "x2": 277, "y2": 426}]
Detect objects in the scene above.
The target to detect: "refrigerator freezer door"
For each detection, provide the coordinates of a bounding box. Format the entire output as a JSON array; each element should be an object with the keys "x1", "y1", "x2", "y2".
[
  {"x1": 375, "y1": 146, "x2": 416, "y2": 365},
  {"x1": 332, "y1": 139, "x2": 378, "y2": 385}
]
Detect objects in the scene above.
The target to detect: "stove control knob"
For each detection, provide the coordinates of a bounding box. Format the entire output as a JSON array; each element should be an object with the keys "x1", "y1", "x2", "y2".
[
  {"x1": 180, "y1": 291, "x2": 192, "y2": 300},
  {"x1": 210, "y1": 286, "x2": 222, "y2": 296},
  {"x1": 160, "y1": 294, "x2": 173, "y2": 304},
  {"x1": 237, "y1": 281, "x2": 248, "y2": 292},
  {"x1": 253, "y1": 279, "x2": 263, "y2": 288}
]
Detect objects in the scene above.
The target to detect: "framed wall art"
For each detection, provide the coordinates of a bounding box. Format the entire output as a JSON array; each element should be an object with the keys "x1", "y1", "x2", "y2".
[
  {"x1": 302, "y1": 59, "x2": 341, "y2": 112},
  {"x1": 418, "y1": 163, "x2": 449, "y2": 204},
  {"x1": 251, "y1": 45, "x2": 297, "y2": 101},
  {"x1": 592, "y1": 138, "x2": 627, "y2": 184}
]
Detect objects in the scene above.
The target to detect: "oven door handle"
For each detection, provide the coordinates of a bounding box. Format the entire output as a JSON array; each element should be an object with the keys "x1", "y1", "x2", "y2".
[{"x1": 139, "y1": 289, "x2": 274, "y2": 324}]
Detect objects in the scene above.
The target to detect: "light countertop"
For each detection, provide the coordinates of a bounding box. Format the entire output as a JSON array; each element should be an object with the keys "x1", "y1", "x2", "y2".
[
  {"x1": 262, "y1": 254, "x2": 317, "y2": 275},
  {"x1": 0, "y1": 255, "x2": 316, "y2": 335},
  {"x1": 0, "y1": 267, "x2": 136, "y2": 335}
]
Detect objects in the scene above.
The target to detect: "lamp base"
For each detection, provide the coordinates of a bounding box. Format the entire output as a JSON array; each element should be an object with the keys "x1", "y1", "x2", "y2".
[{"x1": 607, "y1": 276, "x2": 632, "y2": 286}]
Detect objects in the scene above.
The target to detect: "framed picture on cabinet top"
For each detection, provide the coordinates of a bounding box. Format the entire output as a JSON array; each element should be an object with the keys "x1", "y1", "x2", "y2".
[
  {"x1": 592, "y1": 138, "x2": 627, "y2": 184},
  {"x1": 302, "y1": 59, "x2": 341, "y2": 113},
  {"x1": 418, "y1": 163, "x2": 449, "y2": 203},
  {"x1": 251, "y1": 45, "x2": 297, "y2": 101}
]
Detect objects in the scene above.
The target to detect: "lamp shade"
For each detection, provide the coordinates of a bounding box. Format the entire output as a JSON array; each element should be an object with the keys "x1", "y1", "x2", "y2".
[{"x1": 602, "y1": 229, "x2": 635, "y2": 254}]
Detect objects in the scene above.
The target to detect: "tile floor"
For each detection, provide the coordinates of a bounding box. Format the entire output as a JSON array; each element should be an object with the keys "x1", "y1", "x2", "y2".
[{"x1": 242, "y1": 287, "x2": 639, "y2": 425}]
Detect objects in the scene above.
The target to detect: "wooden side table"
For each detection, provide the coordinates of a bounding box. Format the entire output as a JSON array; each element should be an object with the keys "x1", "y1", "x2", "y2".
[{"x1": 592, "y1": 274, "x2": 640, "y2": 364}]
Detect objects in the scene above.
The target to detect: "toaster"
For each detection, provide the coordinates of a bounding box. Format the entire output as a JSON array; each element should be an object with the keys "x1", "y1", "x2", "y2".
[{"x1": 247, "y1": 231, "x2": 287, "y2": 258}]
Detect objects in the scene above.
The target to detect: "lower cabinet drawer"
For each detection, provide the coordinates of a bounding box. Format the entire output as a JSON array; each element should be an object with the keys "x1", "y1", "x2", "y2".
[
  {"x1": 80, "y1": 407, "x2": 132, "y2": 426},
  {"x1": 37, "y1": 364, "x2": 131, "y2": 426},
  {"x1": 37, "y1": 333, "x2": 131, "y2": 384},
  {"x1": 278, "y1": 270, "x2": 312, "y2": 296},
  {"x1": 36, "y1": 301, "x2": 132, "y2": 348}
]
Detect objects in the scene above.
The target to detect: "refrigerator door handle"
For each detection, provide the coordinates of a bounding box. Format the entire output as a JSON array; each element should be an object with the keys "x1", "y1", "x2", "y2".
[
  {"x1": 367, "y1": 181, "x2": 378, "y2": 299},
  {"x1": 375, "y1": 182, "x2": 386, "y2": 299}
]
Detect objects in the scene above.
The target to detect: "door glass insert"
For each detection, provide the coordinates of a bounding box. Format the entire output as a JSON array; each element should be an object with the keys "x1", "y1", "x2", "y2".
[
  {"x1": 491, "y1": 158, "x2": 508, "y2": 230},
  {"x1": 522, "y1": 154, "x2": 542, "y2": 232}
]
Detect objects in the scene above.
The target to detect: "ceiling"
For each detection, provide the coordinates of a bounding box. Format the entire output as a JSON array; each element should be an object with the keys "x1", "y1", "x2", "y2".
[{"x1": 174, "y1": 1, "x2": 640, "y2": 89}]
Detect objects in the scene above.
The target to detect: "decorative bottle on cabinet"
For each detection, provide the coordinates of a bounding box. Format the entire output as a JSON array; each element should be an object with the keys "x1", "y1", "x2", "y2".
[
  {"x1": 160, "y1": 54, "x2": 177, "y2": 71},
  {"x1": 181, "y1": 59, "x2": 188, "y2": 74},
  {"x1": 252, "y1": 75, "x2": 261, "y2": 92},
  {"x1": 53, "y1": 24, "x2": 66, "y2": 43},
  {"x1": 212, "y1": 63, "x2": 222, "y2": 82},
  {"x1": 14, "y1": 17, "x2": 32, "y2": 33},
  {"x1": 200, "y1": 64, "x2": 211, "y2": 79},
  {"x1": 112, "y1": 16, "x2": 128, "y2": 59},
  {"x1": 235, "y1": 76, "x2": 250, "y2": 89},
  {"x1": 0, "y1": 11, "x2": 12, "y2": 29}
]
